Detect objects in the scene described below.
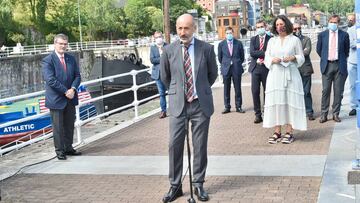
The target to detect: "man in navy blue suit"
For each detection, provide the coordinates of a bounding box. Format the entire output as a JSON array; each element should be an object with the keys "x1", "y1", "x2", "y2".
[
  {"x1": 150, "y1": 31, "x2": 167, "y2": 118},
  {"x1": 218, "y1": 26, "x2": 245, "y2": 114},
  {"x1": 42, "y1": 33, "x2": 81, "y2": 160},
  {"x1": 316, "y1": 15, "x2": 350, "y2": 123}
]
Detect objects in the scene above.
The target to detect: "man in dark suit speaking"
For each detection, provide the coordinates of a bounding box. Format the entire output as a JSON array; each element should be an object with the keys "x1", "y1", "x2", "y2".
[
  {"x1": 160, "y1": 14, "x2": 218, "y2": 202},
  {"x1": 42, "y1": 33, "x2": 81, "y2": 160},
  {"x1": 316, "y1": 14, "x2": 350, "y2": 123},
  {"x1": 218, "y1": 26, "x2": 245, "y2": 114}
]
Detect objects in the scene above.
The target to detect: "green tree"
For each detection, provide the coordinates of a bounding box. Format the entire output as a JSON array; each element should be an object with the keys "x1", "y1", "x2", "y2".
[
  {"x1": 146, "y1": 6, "x2": 163, "y2": 32},
  {"x1": 124, "y1": 0, "x2": 153, "y2": 37},
  {"x1": 8, "y1": 33, "x2": 25, "y2": 43},
  {"x1": 0, "y1": 0, "x2": 15, "y2": 45},
  {"x1": 82, "y1": 0, "x2": 126, "y2": 40},
  {"x1": 47, "y1": 0, "x2": 79, "y2": 41},
  {"x1": 262, "y1": 13, "x2": 274, "y2": 25}
]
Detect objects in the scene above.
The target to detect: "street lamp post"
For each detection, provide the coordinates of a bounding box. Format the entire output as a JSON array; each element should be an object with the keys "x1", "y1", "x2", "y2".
[{"x1": 77, "y1": 0, "x2": 83, "y2": 49}]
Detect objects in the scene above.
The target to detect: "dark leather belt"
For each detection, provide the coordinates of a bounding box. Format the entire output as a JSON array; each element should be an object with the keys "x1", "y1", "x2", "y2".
[{"x1": 328, "y1": 60, "x2": 338, "y2": 63}]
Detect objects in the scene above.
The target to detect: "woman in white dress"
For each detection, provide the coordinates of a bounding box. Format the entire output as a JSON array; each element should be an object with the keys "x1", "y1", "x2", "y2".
[{"x1": 263, "y1": 15, "x2": 307, "y2": 144}]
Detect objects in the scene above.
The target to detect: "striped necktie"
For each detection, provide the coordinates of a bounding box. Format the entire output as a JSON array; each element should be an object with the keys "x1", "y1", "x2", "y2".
[
  {"x1": 183, "y1": 44, "x2": 194, "y2": 102},
  {"x1": 259, "y1": 37, "x2": 264, "y2": 63}
]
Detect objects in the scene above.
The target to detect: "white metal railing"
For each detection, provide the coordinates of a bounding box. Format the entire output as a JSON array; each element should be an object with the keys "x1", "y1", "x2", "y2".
[
  {"x1": 0, "y1": 35, "x2": 220, "y2": 59},
  {"x1": 0, "y1": 39, "x2": 155, "y2": 58},
  {"x1": 0, "y1": 67, "x2": 158, "y2": 155}
]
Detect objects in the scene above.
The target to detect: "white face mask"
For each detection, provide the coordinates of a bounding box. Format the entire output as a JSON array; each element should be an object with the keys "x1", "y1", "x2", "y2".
[{"x1": 155, "y1": 37, "x2": 163, "y2": 45}]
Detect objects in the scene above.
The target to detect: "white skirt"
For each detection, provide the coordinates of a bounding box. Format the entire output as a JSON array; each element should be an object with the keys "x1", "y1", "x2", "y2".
[{"x1": 263, "y1": 65, "x2": 307, "y2": 130}]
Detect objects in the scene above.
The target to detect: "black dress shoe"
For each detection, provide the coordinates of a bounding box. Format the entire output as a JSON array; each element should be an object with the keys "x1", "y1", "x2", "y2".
[
  {"x1": 57, "y1": 154, "x2": 67, "y2": 160},
  {"x1": 307, "y1": 114, "x2": 315, "y2": 121},
  {"x1": 194, "y1": 186, "x2": 209, "y2": 201},
  {"x1": 349, "y1": 109, "x2": 357, "y2": 116},
  {"x1": 319, "y1": 116, "x2": 328, "y2": 123},
  {"x1": 222, "y1": 108, "x2": 230, "y2": 114},
  {"x1": 333, "y1": 115, "x2": 341, "y2": 122},
  {"x1": 254, "y1": 116, "x2": 263, "y2": 123},
  {"x1": 236, "y1": 108, "x2": 245, "y2": 113},
  {"x1": 65, "y1": 150, "x2": 82, "y2": 156},
  {"x1": 162, "y1": 186, "x2": 183, "y2": 203}
]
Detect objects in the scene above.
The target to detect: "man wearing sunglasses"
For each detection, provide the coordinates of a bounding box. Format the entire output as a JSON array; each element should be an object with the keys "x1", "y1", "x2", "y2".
[{"x1": 293, "y1": 23, "x2": 315, "y2": 121}]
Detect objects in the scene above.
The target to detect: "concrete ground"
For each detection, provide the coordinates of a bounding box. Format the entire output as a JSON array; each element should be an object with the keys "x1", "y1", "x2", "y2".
[{"x1": 0, "y1": 50, "x2": 359, "y2": 203}]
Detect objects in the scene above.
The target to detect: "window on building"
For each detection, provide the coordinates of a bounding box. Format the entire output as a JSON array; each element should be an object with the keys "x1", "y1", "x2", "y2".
[
  {"x1": 224, "y1": 19, "x2": 229, "y2": 26},
  {"x1": 232, "y1": 18, "x2": 237, "y2": 26},
  {"x1": 218, "y1": 19, "x2": 222, "y2": 26}
]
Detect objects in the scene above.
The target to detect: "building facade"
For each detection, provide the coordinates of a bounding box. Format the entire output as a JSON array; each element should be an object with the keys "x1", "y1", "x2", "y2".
[
  {"x1": 286, "y1": 4, "x2": 312, "y2": 26},
  {"x1": 215, "y1": 0, "x2": 248, "y2": 26},
  {"x1": 259, "y1": 0, "x2": 280, "y2": 16},
  {"x1": 196, "y1": 0, "x2": 216, "y2": 13}
]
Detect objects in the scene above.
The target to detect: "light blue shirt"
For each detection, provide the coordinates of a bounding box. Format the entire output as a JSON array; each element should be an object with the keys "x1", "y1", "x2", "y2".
[
  {"x1": 182, "y1": 37, "x2": 197, "y2": 99},
  {"x1": 347, "y1": 25, "x2": 357, "y2": 64}
]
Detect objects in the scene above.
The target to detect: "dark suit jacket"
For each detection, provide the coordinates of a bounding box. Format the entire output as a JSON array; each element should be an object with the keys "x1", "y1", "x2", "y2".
[
  {"x1": 217, "y1": 39, "x2": 244, "y2": 76},
  {"x1": 150, "y1": 43, "x2": 167, "y2": 80},
  {"x1": 249, "y1": 34, "x2": 271, "y2": 72},
  {"x1": 298, "y1": 35, "x2": 313, "y2": 76},
  {"x1": 160, "y1": 38, "x2": 218, "y2": 118},
  {"x1": 42, "y1": 52, "x2": 81, "y2": 109},
  {"x1": 316, "y1": 29, "x2": 350, "y2": 75}
]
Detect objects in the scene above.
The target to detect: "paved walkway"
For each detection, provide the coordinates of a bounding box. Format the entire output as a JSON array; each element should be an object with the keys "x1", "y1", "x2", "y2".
[{"x1": 1, "y1": 52, "x2": 359, "y2": 203}]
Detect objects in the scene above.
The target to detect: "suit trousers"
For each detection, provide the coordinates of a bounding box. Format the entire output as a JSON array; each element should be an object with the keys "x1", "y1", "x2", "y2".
[
  {"x1": 50, "y1": 101, "x2": 76, "y2": 155},
  {"x1": 223, "y1": 65, "x2": 242, "y2": 109},
  {"x1": 301, "y1": 74, "x2": 314, "y2": 114},
  {"x1": 347, "y1": 62, "x2": 358, "y2": 109},
  {"x1": 321, "y1": 62, "x2": 347, "y2": 116},
  {"x1": 155, "y1": 79, "x2": 167, "y2": 112},
  {"x1": 251, "y1": 64, "x2": 268, "y2": 116},
  {"x1": 168, "y1": 99, "x2": 210, "y2": 187}
]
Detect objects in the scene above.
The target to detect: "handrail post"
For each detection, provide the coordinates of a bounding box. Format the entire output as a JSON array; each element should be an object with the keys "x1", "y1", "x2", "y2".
[
  {"x1": 131, "y1": 70, "x2": 139, "y2": 120},
  {"x1": 75, "y1": 105, "x2": 82, "y2": 145}
]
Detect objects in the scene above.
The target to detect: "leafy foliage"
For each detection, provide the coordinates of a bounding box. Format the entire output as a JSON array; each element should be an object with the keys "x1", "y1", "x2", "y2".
[{"x1": 0, "y1": 0, "x2": 209, "y2": 44}]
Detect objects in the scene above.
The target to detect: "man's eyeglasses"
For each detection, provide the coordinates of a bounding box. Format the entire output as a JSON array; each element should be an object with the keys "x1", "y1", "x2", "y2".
[{"x1": 293, "y1": 28, "x2": 301, "y2": 31}]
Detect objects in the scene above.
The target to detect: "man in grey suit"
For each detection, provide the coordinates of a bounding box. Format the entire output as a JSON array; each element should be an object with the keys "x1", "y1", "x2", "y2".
[
  {"x1": 160, "y1": 14, "x2": 218, "y2": 202},
  {"x1": 293, "y1": 23, "x2": 315, "y2": 121}
]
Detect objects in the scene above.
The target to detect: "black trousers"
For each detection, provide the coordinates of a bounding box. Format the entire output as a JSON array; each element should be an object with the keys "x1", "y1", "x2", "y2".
[
  {"x1": 223, "y1": 65, "x2": 242, "y2": 109},
  {"x1": 301, "y1": 74, "x2": 314, "y2": 115},
  {"x1": 251, "y1": 64, "x2": 268, "y2": 116},
  {"x1": 50, "y1": 101, "x2": 76, "y2": 155}
]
